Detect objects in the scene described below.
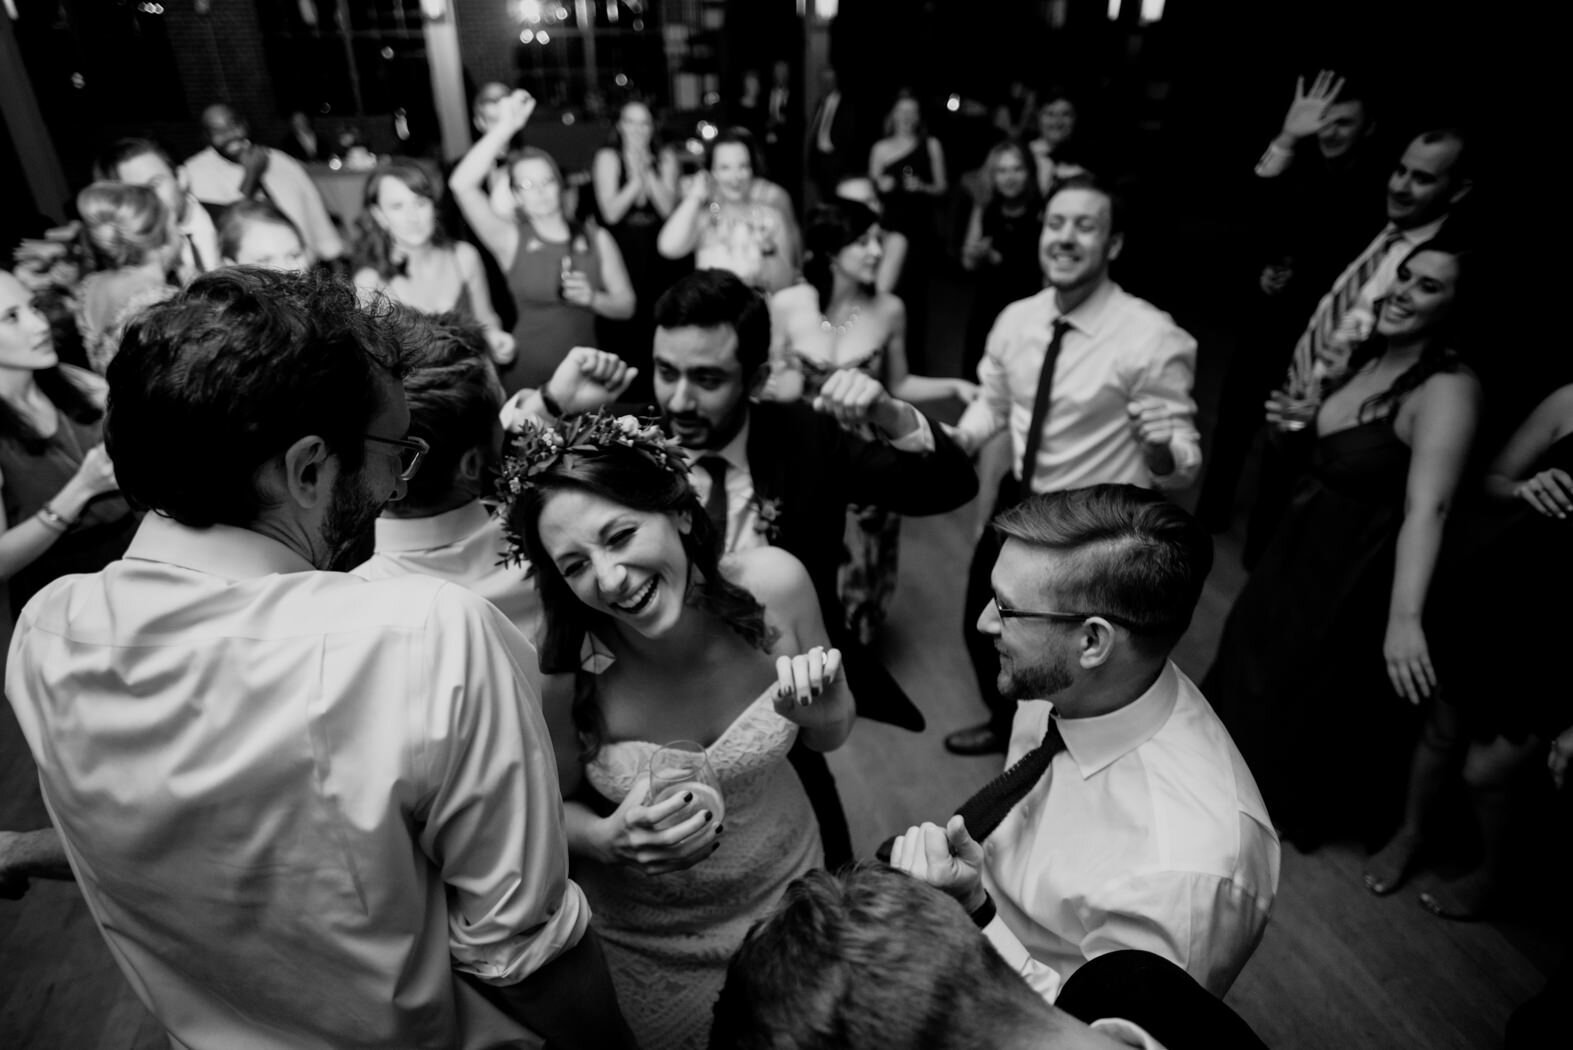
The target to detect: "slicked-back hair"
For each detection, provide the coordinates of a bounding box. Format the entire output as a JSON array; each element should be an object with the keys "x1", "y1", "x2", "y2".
[
  {"x1": 1046, "y1": 173, "x2": 1126, "y2": 239},
  {"x1": 652, "y1": 269, "x2": 771, "y2": 379},
  {"x1": 993, "y1": 484, "x2": 1213, "y2": 653},
  {"x1": 106, "y1": 268, "x2": 404, "y2": 529},
  {"x1": 710, "y1": 863, "x2": 1065, "y2": 1050},
  {"x1": 388, "y1": 309, "x2": 503, "y2": 509}
]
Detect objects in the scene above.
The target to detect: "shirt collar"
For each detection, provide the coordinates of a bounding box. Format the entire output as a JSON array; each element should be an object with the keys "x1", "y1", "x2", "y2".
[
  {"x1": 124, "y1": 513, "x2": 316, "y2": 579},
  {"x1": 684, "y1": 415, "x2": 751, "y2": 475},
  {"x1": 1052, "y1": 661, "x2": 1180, "y2": 778},
  {"x1": 1050, "y1": 278, "x2": 1121, "y2": 338},
  {"x1": 1393, "y1": 215, "x2": 1448, "y2": 246},
  {"x1": 373, "y1": 500, "x2": 492, "y2": 554}
]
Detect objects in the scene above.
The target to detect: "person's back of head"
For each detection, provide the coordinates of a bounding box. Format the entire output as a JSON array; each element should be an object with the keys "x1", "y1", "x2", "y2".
[
  {"x1": 385, "y1": 309, "x2": 503, "y2": 516},
  {"x1": 76, "y1": 182, "x2": 171, "y2": 272},
  {"x1": 712, "y1": 863, "x2": 1099, "y2": 1050},
  {"x1": 653, "y1": 269, "x2": 771, "y2": 379},
  {"x1": 993, "y1": 484, "x2": 1213, "y2": 661},
  {"x1": 107, "y1": 267, "x2": 403, "y2": 531}
]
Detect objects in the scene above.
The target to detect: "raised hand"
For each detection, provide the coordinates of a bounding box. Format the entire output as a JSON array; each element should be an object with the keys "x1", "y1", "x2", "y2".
[
  {"x1": 71, "y1": 444, "x2": 119, "y2": 500},
  {"x1": 593, "y1": 771, "x2": 721, "y2": 876},
  {"x1": 498, "y1": 90, "x2": 537, "y2": 135},
  {"x1": 812, "y1": 367, "x2": 888, "y2": 428},
  {"x1": 889, "y1": 815, "x2": 986, "y2": 912},
  {"x1": 545, "y1": 346, "x2": 639, "y2": 415},
  {"x1": 1514, "y1": 467, "x2": 1573, "y2": 519},
  {"x1": 772, "y1": 646, "x2": 844, "y2": 730},
  {"x1": 1281, "y1": 70, "x2": 1346, "y2": 141}
]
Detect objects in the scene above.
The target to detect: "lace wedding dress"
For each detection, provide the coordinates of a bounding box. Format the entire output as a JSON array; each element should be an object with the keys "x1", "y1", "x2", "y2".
[{"x1": 574, "y1": 687, "x2": 822, "y2": 1050}]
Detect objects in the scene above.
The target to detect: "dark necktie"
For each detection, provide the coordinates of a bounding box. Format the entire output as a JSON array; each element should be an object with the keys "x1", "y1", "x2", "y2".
[
  {"x1": 697, "y1": 456, "x2": 729, "y2": 538},
  {"x1": 875, "y1": 719, "x2": 1067, "y2": 861},
  {"x1": 1018, "y1": 318, "x2": 1073, "y2": 490}
]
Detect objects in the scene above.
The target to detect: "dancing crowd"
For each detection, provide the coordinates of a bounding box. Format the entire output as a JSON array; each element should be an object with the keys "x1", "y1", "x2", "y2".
[{"x1": 0, "y1": 58, "x2": 1568, "y2": 1050}]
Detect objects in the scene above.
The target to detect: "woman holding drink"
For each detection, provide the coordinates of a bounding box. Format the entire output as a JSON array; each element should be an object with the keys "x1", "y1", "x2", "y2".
[
  {"x1": 1204, "y1": 240, "x2": 1480, "y2": 852},
  {"x1": 501, "y1": 410, "x2": 852, "y2": 1050}
]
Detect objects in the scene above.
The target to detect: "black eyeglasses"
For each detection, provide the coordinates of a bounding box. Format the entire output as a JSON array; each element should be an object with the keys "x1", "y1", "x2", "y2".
[
  {"x1": 365, "y1": 434, "x2": 429, "y2": 480},
  {"x1": 989, "y1": 594, "x2": 1152, "y2": 634}
]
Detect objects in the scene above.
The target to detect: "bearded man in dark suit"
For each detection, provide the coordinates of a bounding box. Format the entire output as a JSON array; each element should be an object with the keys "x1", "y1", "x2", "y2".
[{"x1": 511, "y1": 270, "x2": 978, "y2": 866}]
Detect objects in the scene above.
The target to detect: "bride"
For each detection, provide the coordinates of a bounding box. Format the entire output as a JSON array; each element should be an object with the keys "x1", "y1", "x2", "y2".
[{"x1": 500, "y1": 410, "x2": 853, "y2": 1050}]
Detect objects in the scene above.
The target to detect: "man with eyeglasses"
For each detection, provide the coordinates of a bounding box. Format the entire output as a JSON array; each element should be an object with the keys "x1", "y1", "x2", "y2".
[
  {"x1": 3, "y1": 269, "x2": 633, "y2": 1049},
  {"x1": 888, "y1": 485, "x2": 1280, "y2": 1004}
]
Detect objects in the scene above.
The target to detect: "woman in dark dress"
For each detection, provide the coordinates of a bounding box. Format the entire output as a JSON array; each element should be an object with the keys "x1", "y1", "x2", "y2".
[
  {"x1": 1204, "y1": 242, "x2": 1480, "y2": 851},
  {"x1": 0, "y1": 269, "x2": 133, "y2": 622},
  {"x1": 868, "y1": 92, "x2": 947, "y2": 374},
  {"x1": 593, "y1": 100, "x2": 681, "y2": 400},
  {"x1": 451, "y1": 90, "x2": 636, "y2": 395},
  {"x1": 960, "y1": 140, "x2": 1044, "y2": 379},
  {"x1": 1363, "y1": 381, "x2": 1573, "y2": 917}
]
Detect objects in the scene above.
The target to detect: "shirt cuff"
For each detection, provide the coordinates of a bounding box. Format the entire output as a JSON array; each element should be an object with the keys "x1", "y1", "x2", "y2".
[
  {"x1": 981, "y1": 913, "x2": 1062, "y2": 1003},
  {"x1": 450, "y1": 884, "x2": 590, "y2": 987},
  {"x1": 885, "y1": 412, "x2": 936, "y2": 454}
]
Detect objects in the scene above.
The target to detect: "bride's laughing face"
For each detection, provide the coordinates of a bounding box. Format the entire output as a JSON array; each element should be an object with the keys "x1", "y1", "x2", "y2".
[{"x1": 538, "y1": 488, "x2": 692, "y2": 638}]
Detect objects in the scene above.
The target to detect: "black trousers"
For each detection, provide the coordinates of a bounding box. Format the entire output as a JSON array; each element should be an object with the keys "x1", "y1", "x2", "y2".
[
  {"x1": 458, "y1": 927, "x2": 638, "y2": 1050},
  {"x1": 962, "y1": 473, "x2": 1024, "y2": 736},
  {"x1": 1056, "y1": 950, "x2": 1268, "y2": 1050}
]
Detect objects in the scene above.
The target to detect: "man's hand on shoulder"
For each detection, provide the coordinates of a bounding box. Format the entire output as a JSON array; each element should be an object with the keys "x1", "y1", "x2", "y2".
[{"x1": 812, "y1": 368, "x2": 918, "y2": 439}]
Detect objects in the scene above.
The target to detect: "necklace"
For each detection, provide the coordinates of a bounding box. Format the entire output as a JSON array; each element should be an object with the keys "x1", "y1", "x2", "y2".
[{"x1": 820, "y1": 305, "x2": 862, "y2": 337}]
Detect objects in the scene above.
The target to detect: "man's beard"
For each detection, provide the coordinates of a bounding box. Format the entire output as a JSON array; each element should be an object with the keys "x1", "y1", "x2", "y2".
[
  {"x1": 998, "y1": 646, "x2": 1075, "y2": 703},
  {"x1": 321, "y1": 470, "x2": 384, "y2": 572}
]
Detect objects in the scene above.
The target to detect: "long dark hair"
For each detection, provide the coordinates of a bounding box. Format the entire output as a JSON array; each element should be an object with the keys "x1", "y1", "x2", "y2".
[
  {"x1": 803, "y1": 199, "x2": 880, "y2": 314},
  {"x1": 604, "y1": 99, "x2": 665, "y2": 164},
  {"x1": 0, "y1": 367, "x2": 102, "y2": 454},
  {"x1": 508, "y1": 441, "x2": 775, "y2": 759},
  {"x1": 1327, "y1": 241, "x2": 1471, "y2": 422},
  {"x1": 351, "y1": 161, "x2": 453, "y2": 282}
]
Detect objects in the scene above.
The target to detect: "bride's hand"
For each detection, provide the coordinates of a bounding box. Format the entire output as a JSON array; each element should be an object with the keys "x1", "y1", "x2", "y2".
[
  {"x1": 594, "y1": 771, "x2": 721, "y2": 876},
  {"x1": 773, "y1": 646, "x2": 844, "y2": 728}
]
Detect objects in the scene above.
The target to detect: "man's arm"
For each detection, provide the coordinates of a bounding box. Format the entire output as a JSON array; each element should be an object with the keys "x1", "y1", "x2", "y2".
[
  {"x1": 951, "y1": 311, "x2": 1016, "y2": 454},
  {"x1": 1128, "y1": 326, "x2": 1202, "y2": 490},
  {"x1": 0, "y1": 828, "x2": 74, "y2": 899},
  {"x1": 419, "y1": 586, "x2": 587, "y2": 985},
  {"x1": 498, "y1": 348, "x2": 638, "y2": 432}
]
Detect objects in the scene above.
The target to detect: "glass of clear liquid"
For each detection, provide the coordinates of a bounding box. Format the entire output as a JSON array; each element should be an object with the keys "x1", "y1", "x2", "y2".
[{"x1": 645, "y1": 740, "x2": 725, "y2": 826}]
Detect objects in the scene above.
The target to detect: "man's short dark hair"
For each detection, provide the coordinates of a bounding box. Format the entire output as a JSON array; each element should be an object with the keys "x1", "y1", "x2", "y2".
[
  {"x1": 652, "y1": 270, "x2": 771, "y2": 379},
  {"x1": 107, "y1": 268, "x2": 403, "y2": 530},
  {"x1": 1046, "y1": 173, "x2": 1126, "y2": 238},
  {"x1": 389, "y1": 309, "x2": 503, "y2": 509},
  {"x1": 993, "y1": 484, "x2": 1213, "y2": 652},
  {"x1": 1413, "y1": 126, "x2": 1470, "y2": 186},
  {"x1": 710, "y1": 863, "x2": 1065, "y2": 1050},
  {"x1": 93, "y1": 138, "x2": 176, "y2": 182}
]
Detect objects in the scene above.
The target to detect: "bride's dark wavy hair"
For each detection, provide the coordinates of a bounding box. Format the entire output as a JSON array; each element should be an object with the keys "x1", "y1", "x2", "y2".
[
  {"x1": 1326, "y1": 239, "x2": 1472, "y2": 422},
  {"x1": 508, "y1": 442, "x2": 775, "y2": 758}
]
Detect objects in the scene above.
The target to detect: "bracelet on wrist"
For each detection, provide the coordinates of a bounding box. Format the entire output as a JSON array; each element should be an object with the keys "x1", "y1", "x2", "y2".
[
  {"x1": 969, "y1": 890, "x2": 997, "y2": 930},
  {"x1": 37, "y1": 504, "x2": 74, "y2": 532},
  {"x1": 539, "y1": 388, "x2": 564, "y2": 418}
]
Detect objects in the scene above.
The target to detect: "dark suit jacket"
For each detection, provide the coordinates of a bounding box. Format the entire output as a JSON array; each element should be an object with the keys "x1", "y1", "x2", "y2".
[{"x1": 745, "y1": 401, "x2": 978, "y2": 729}]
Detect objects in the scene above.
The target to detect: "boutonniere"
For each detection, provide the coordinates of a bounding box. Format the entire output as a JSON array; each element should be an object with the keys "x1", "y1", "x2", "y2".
[{"x1": 753, "y1": 496, "x2": 784, "y2": 543}]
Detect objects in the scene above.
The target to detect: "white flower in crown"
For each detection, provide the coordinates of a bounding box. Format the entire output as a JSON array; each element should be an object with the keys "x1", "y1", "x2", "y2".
[
  {"x1": 615, "y1": 415, "x2": 641, "y2": 436},
  {"x1": 541, "y1": 429, "x2": 564, "y2": 449}
]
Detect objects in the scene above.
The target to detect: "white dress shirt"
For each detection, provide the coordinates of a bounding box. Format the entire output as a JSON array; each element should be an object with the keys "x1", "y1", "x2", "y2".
[
  {"x1": 979, "y1": 662, "x2": 1280, "y2": 1002},
  {"x1": 354, "y1": 500, "x2": 544, "y2": 696},
  {"x1": 181, "y1": 145, "x2": 344, "y2": 261},
  {"x1": 6, "y1": 515, "x2": 585, "y2": 1050},
  {"x1": 955, "y1": 280, "x2": 1202, "y2": 493},
  {"x1": 178, "y1": 194, "x2": 221, "y2": 279}
]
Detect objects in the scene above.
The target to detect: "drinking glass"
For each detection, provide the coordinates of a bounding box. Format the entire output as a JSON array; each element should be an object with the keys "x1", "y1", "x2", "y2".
[{"x1": 645, "y1": 741, "x2": 725, "y2": 826}]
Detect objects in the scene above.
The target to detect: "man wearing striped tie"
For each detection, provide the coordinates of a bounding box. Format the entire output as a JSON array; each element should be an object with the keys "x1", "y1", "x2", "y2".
[{"x1": 1243, "y1": 128, "x2": 1471, "y2": 563}]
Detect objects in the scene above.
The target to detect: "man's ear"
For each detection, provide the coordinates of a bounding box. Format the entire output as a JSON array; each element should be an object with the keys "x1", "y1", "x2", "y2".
[
  {"x1": 458, "y1": 445, "x2": 485, "y2": 483},
  {"x1": 278, "y1": 434, "x2": 333, "y2": 511},
  {"x1": 677, "y1": 509, "x2": 694, "y2": 535},
  {"x1": 1106, "y1": 232, "x2": 1125, "y2": 264},
  {"x1": 746, "y1": 363, "x2": 772, "y2": 400},
  {"x1": 1449, "y1": 177, "x2": 1473, "y2": 206},
  {"x1": 1078, "y1": 618, "x2": 1118, "y2": 670}
]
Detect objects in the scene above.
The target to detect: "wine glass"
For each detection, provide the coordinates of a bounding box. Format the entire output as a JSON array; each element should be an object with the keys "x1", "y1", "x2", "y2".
[{"x1": 645, "y1": 741, "x2": 726, "y2": 826}]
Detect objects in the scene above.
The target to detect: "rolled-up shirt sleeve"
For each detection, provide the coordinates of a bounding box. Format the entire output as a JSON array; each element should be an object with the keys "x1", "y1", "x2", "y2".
[
  {"x1": 417, "y1": 586, "x2": 589, "y2": 986},
  {"x1": 1131, "y1": 326, "x2": 1201, "y2": 490},
  {"x1": 954, "y1": 311, "x2": 1017, "y2": 451},
  {"x1": 981, "y1": 913, "x2": 1063, "y2": 1002}
]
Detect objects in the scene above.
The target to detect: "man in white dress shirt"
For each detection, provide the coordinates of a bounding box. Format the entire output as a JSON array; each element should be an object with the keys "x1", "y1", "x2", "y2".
[
  {"x1": 945, "y1": 175, "x2": 1202, "y2": 755},
  {"x1": 352, "y1": 310, "x2": 544, "y2": 695},
  {"x1": 893, "y1": 486, "x2": 1279, "y2": 1003},
  {"x1": 95, "y1": 137, "x2": 221, "y2": 283},
  {"x1": 4, "y1": 270, "x2": 631, "y2": 1049},
  {"x1": 181, "y1": 103, "x2": 344, "y2": 262}
]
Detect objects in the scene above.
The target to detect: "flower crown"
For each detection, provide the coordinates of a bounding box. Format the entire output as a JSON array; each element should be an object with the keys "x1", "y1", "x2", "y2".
[{"x1": 496, "y1": 409, "x2": 691, "y2": 566}]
